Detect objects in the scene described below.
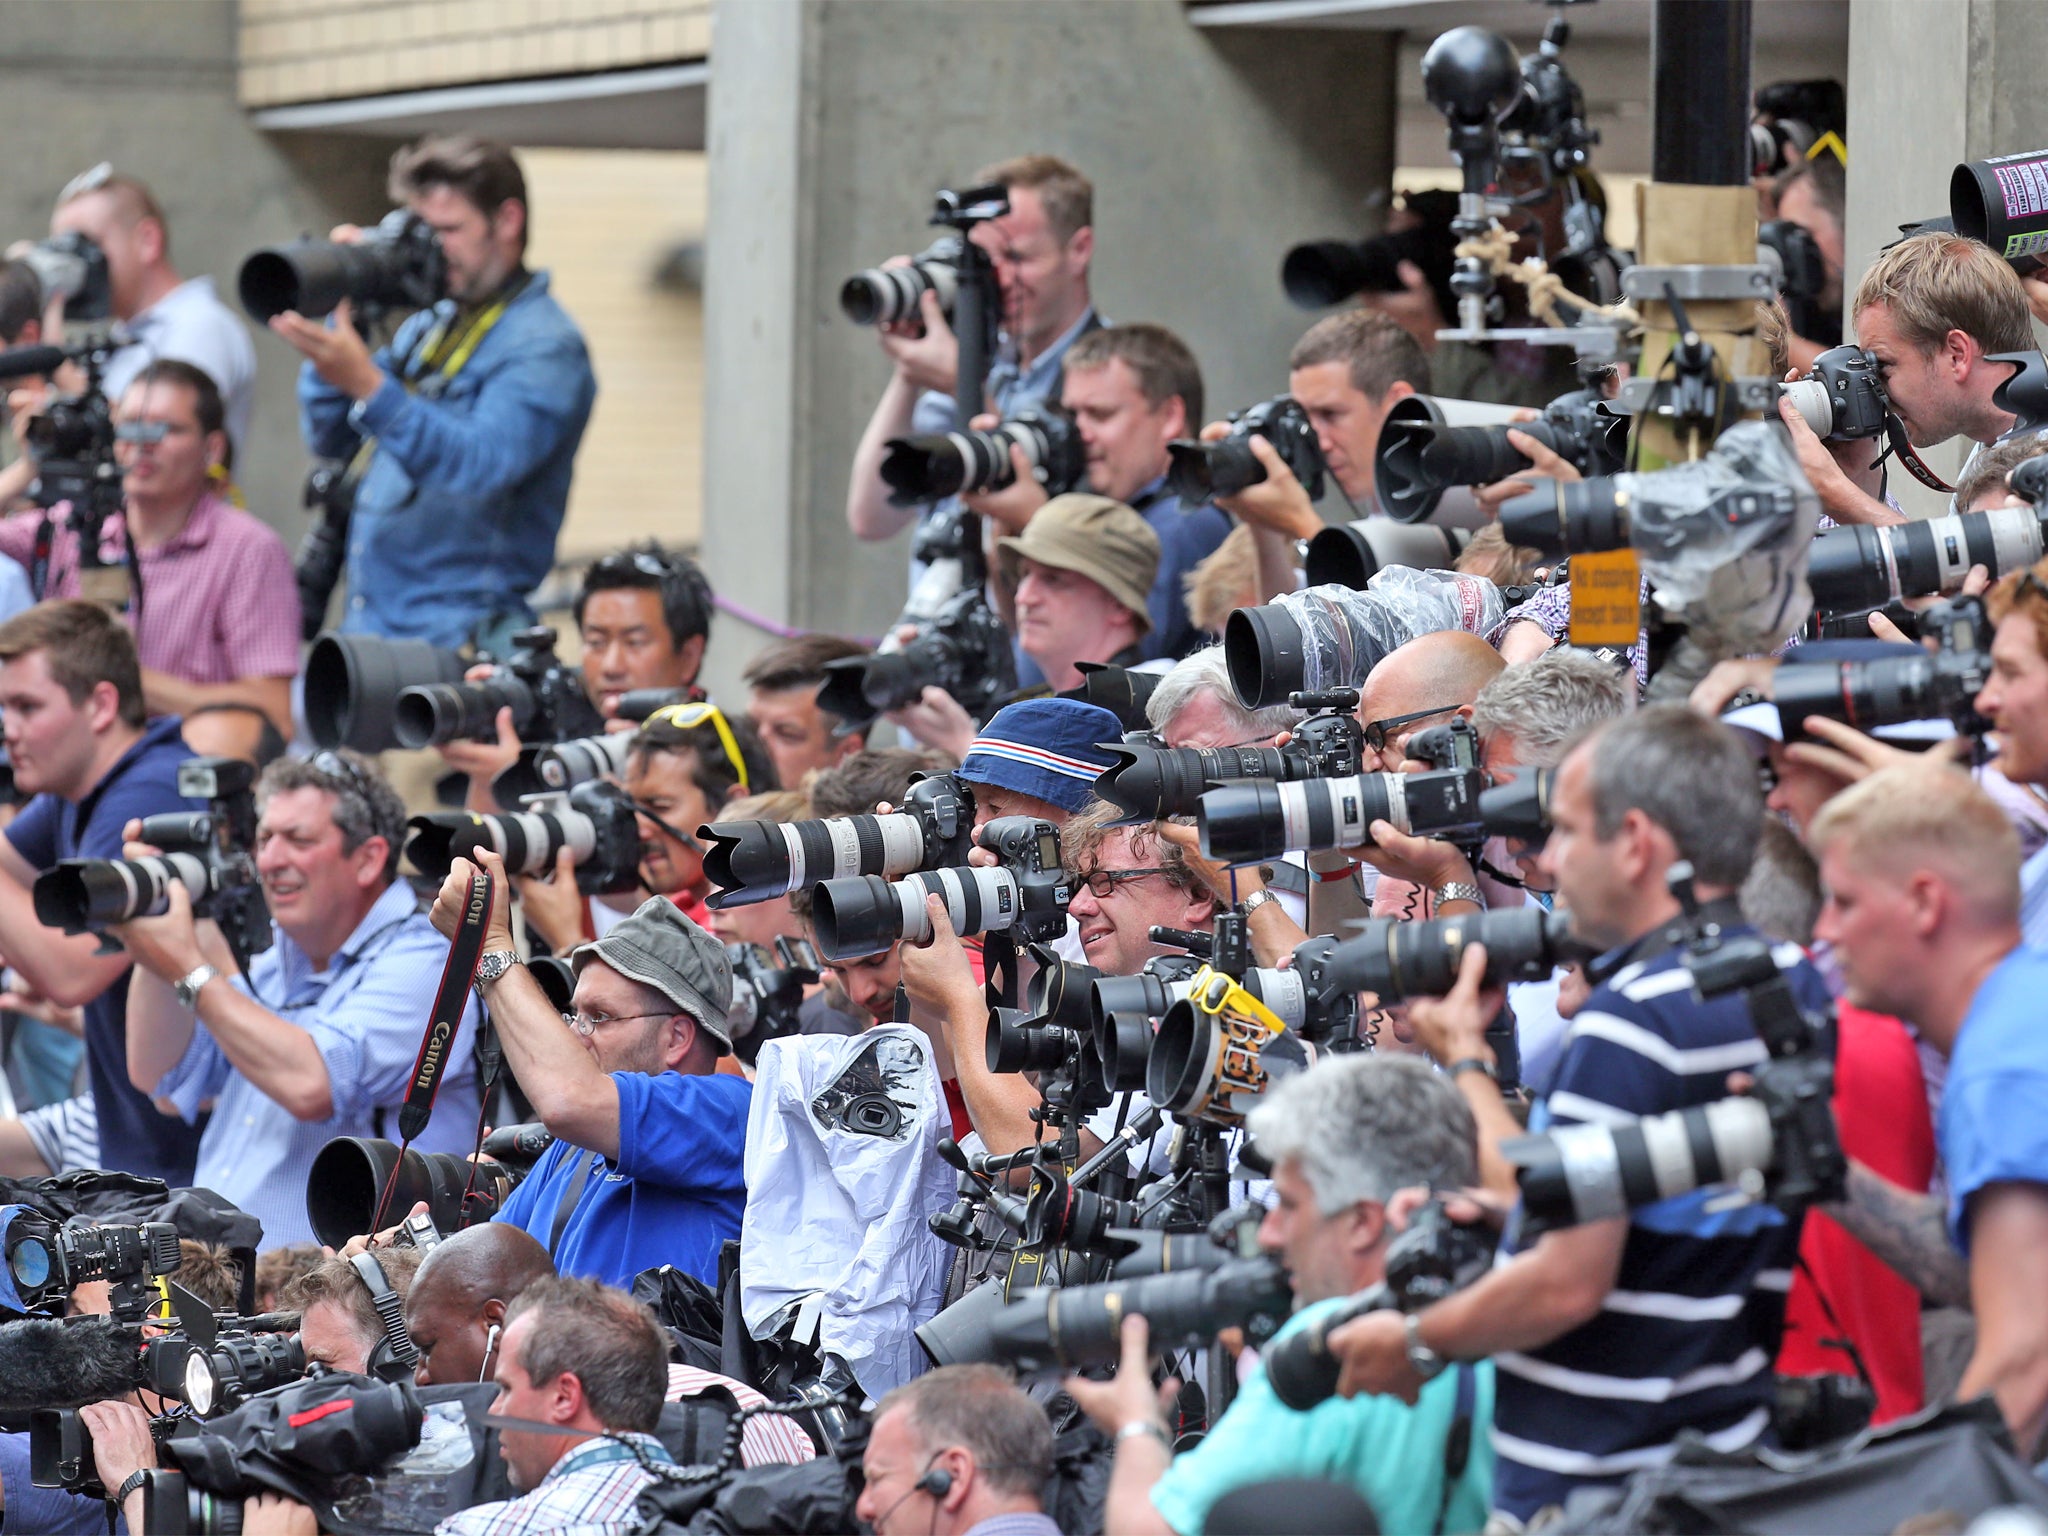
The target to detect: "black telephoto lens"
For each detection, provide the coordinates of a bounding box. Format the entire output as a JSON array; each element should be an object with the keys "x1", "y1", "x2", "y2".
[
  {"x1": 1223, "y1": 604, "x2": 1308, "y2": 711},
  {"x1": 986, "y1": 1009, "x2": 1080, "y2": 1074},
  {"x1": 1094, "y1": 742, "x2": 1297, "y2": 821},
  {"x1": 1164, "y1": 438, "x2": 1263, "y2": 504},
  {"x1": 1498, "y1": 478, "x2": 1632, "y2": 558},
  {"x1": 303, "y1": 633, "x2": 468, "y2": 753}
]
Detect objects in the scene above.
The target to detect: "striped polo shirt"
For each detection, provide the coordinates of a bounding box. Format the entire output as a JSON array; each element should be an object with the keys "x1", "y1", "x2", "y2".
[{"x1": 1491, "y1": 928, "x2": 1832, "y2": 1522}]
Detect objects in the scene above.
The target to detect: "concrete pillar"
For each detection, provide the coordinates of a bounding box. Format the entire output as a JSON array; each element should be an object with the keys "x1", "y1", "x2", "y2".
[
  {"x1": 0, "y1": 1, "x2": 391, "y2": 536},
  {"x1": 1844, "y1": 0, "x2": 2048, "y2": 512},
  {"x1": 699, "y1": 0, "x2": 1398, "y2": 702}
]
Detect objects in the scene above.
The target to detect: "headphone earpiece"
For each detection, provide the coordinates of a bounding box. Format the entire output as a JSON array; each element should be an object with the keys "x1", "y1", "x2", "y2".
[{"x1": 918, "y1": 1468, "x2": 953, "y2": 1498}]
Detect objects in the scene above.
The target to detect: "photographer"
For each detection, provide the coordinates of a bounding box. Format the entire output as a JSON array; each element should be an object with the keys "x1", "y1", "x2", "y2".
[
  {"x1": 1771, "y1": 158, "x2": 1848, "y2": 368},
  {"x1": 0, "y1": 601, "x2": 206, "y2": 1184},
  {"x1": 281, "y1": 136, "x2": 596, "y2": 652},
  {"x1": 287, "y1": 1248, "x2": 424, "y2": 1374},
  {"x1": 115, "y1": 751, "x2": 483, "y2": 1248},
  {"x1": 0, "y1": 361, "x2": 300, "y2": 735},
  {"x1": 970, "y1": 323, "x2": 1229, "y2": 663},
  {"x1": 1807, "y1": 766, "x2": 2048, "y2": 1453},
  {"x1": 1786, "y1": 230, "x2": 2035, "y2": 526},
  {"x1": 433, "y1": 875, "x2": 748, "y2": 1290},
  {"x1": 47, "y1": 166, "x2": 256, "y2": 451},
  {"x1": 743, "y1": 632, "x2": 872, "y2": 789},
  {"x1": 997, "y1": 493, "x2": 1160, "y2": 694},
  {"x1": 1067, "y1": 1055, "x2": 1492, "y2": 1536},
  {"x1": 855, "y1": 1365, "x2": 1058, "y2": 1536},
  {"x1": 845, "y1": 154, "x2": 1097, "y2": 550},
  {"x1": 436, "y1": 1278, "x2": 679, "y2": 1535},
  {"x1": 443, "y1": 544, "x2": 716, "y2": 812},
  {"x1": 1204, "y1": 311, "x2": 1432, "y2": 602},
  {"x1": 1325, "y1": 706, "x2": 1832, "y2": 1524}
]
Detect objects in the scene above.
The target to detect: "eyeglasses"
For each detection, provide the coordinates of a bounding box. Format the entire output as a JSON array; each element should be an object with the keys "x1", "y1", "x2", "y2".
[
  {"x1": 591, "y1": 550, "x2": 675, "y2": 581},
  {"x1": 1075, "y1": 866, "x2": 1172, "y2": 898},
  {"x1": 1362, "y1": 704, "x2": 1460, "y2": 754},
  {"x1": 562, "y1": 1008, "x2": 673, "y2": 1039},
  {"x1": 643, "y1": 702, "x2": 749, "y2": 792},
  {"x1": 309, "y1": 749, "x2": 377, "y2": 801},
  {"x1": 58, "y1": 162, "x2": 113, "y2": 204}
]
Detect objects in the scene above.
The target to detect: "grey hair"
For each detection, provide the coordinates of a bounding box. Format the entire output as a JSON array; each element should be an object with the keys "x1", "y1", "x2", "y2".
[
  {"x1": 1470, "y1": 648, "x2": 1634, "y2": 768},
  {"x1": 1583, "y1": 705, "x2": 1763, "y2": 888},
  {"x1": 1246, "y1": 1055, "x2": 1477, "y2": 1214},
  {"x1": 872, "y1": 1365, "x2": 1053, "y2": 1499},
  {"x1": 1144, "y1": 646, "x2": 1299, "y2": 741},
  {"x1": 256, "y1": 750, "x2": 407, "y2": 882}
]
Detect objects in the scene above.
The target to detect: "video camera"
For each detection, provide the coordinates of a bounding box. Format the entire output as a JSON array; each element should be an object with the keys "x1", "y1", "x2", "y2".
[
  {"x1": 1501, "y1": 864, "x2": 1845, "y2": 1239},
  {"x1": 0, "y1": 1205, "x2": 179, "y2": 1320},
  {"x1": 1093, "y1": 688, "x2": 1358, "y2": 822},
  {"x1": 141, "y1": 1281, "x2": 306, "y2": 1420},
  {"x1": 239, "y1": 209, "x2": 447, "y2": 324},
  {"x1": 403, "y1": 778, "x2": 643, "y2": 897},
  {"x1": 34, "y1": 756, "x2": 272, "y2": 971},
  {"x1": 304, "y1": 1124, "x2": 551, "y2": 1250},
  {"x1": 880, "y1": 404, "x2": 1083, "y2": 504},
  {"x1": 1165, "y1": 394, "x2": 1323, "y2": 506},
  {"x1": 811, "y1": 814, "x2": 1069, "y2": 961},
  {"x1": 1375, "y1": 387, "x2": 1627, "y2": 525},
  {"x1": 702, "y1": 771, "x2": 974, "y2": 908},
  {"x1": 726, "y1": 936, "x2": 822, "y2": 1064},
  {"x1": 815, "y1": 507, "x2": 1015, "y2": 730}
]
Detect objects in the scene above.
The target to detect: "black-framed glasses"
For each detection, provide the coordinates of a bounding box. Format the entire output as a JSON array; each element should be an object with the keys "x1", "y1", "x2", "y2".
[
  {"x1": 1075, "y1": 866, "x2": 1172, "y2": 898},
  {"x1": 1362, "y1": 704, "x2": 1459, "y2": 754}
]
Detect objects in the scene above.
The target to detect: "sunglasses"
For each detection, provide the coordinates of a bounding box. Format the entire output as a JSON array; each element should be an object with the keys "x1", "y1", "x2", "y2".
[
  {"x1": 643, "y1": 702, "x2": 749, "y2": 792},
  {"x1": 58, "y1": 162, "x2": 114, "y2": 204},
  {"x1": 1362, "y1": 704, "x2": 1460, "y2": 754},
  {"x1": 309, "y1": 749, "x2": 377, "y2": 802}
]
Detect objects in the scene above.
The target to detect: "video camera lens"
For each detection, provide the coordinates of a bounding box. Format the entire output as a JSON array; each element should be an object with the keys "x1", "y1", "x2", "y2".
[
  {"x1": 1303, "y1": 521, "x2": 1471, "y2": 590},
  {"x1": 303, "y1": 633, "x2": 467, "y2": 753},
  {"x1": 812, "y1": 865, "x2": 1024, "y2": 961},
  {"x1": 1807, "y1": 506, "x2": 2046, "y2": 614},
  {"x1": 306, "y1": 1138, "x2": 519, "y2": 1249}
]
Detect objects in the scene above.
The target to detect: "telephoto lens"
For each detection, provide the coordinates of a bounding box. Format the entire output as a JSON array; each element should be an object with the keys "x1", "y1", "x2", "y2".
[
  {"x1": 393, "y1": 671, "x2": 535, "y2": 750},
  {"x1": 302, "y1": 632, "x2": 467, "y2": 753},
  {"x1": 1375, "y1": 389, "x2": 1627, "y2": 524},
  {"x1": 980, "y1": 1255, "x2": 1293, "y2": 1372},
  {"x1": 813, "y1": 865, "x2": 1029, "y2": 961},
  {"x1": 1303, "y1": 521, "x2": 1471, "y2": 591},
  {"x1": 985, "y1": 1007, "x2": 1084, "y2": 1075},
  {"x1": 1092, "y1": 955, "x2": 1204, "y2": 1092},
  {"x1": 238, "y1": 209, "x2": 447, "y2": 323},
  {"x1": 702, "y1": 774, "x2": 972, "y2": 908},
  {"x1": 1501, "y1": 1097, "x2": 1776, "y2": 1234},
  {"x1": 1148, "y1": 973, "x2": 1315, "y2": 1125},
  {"x1": 403, "y1": 781, "x2": 642, "y2": 896},
  {"x1": 1478, "y1": 766, "x2": 1555, "y2": 847},
  {"x1": 1197, "y1": 768, "x2": 1484, "y2": 863},
  {"x1": 305, "y1": 1138, "x2": 522, "y2": 1248},
  {"x1": 33, "y1": 852, "x2": 211, "y2": 934},
  {"x1": 1302, "y1": 907, "x2": 1594, "y2": 1005},
  {"x1": 878, "y1": 406, "x2": 1082, "y2": 502},
  {"x1": 491, "y1": 731, "x2": 633, "y2": 809},
  {"x1": 1496, "y1": 477, "x2": 1633, "y2": 558},
  {"x1": 1773, "y1": 602, "x2": 1994, "y2": 740},
  {"x1": 1094, "y1": 742, "x2": 1299, "y2": 822},
  {"x1": 840, "y1": 236, "x2": 963, "y2": 326},
  {"x1": 1806, "y1": 506, "x2": 2046, "y2": 615}
]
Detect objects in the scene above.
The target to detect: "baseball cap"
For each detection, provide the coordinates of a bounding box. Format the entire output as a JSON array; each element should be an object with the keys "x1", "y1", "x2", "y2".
[
  {"x1": 997, "y1": 494, "x2": 1161, "y2": 634},
  {"x1": 958, "y1": 698, "x2": 1123, "y2": 813},
  {"x1": 571, "y1": 896, "x2": 735, "y2": 1056}
]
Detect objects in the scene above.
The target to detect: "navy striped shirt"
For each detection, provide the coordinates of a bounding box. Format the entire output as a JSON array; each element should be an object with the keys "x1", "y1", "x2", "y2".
[{"x1": 1492, "y1": 929, "x2": 1830, "y2": 1521}]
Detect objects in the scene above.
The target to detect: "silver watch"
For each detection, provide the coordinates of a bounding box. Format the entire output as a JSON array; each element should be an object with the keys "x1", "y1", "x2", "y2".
[
  {"x1": 1404, "y1": 1312, "x2": 1447, "y2": 1382},
  {"x1": 472, "y1": 950, "x2": 520, "y2": 995},
  {"x1": 173, "y1": 963, "x2": 218, "y2": 1009},
  {"x1": 1432, "y1": 881, "x2": 1485, "y2": 910}
]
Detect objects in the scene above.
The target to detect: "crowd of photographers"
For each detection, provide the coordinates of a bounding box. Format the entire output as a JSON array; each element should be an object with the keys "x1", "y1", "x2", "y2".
[{"x1": 7, "y1": 26, "x2": 2048, "y2": 1536}]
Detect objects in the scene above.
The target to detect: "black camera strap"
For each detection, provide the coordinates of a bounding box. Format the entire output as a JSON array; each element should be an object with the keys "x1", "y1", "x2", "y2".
[
  {"x1": 373, "y1": 865, "x2": 496, "y2": 1232},
  {"x1": 1880, "y1": 414, "x2": 1956, "y2": 494}
]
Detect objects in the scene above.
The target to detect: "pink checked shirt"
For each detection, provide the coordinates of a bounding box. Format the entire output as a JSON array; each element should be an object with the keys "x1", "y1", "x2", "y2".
[{"x1": 0, "y1": 493, "x2": 300, "y2": 688}]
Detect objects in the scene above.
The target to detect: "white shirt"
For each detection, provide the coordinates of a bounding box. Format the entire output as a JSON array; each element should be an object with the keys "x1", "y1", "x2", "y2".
[{"x1": 109, "y1": 276, "x2": 258, "y2": 451}]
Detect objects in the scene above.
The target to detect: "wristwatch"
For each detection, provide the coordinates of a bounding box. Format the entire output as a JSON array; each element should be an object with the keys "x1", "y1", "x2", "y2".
[
  {"x1": 1432, "y1": 881, "x2": 1485, "y2": 910},
  {"x1": 1116, "y1": 1419, "x2": 1173, "y2": 1449},
  {"x1": 472, "y1": 949, "x2": 520, "y2": 996},
  {"x1": 1239, "y1": 888, "x2": 1279, "y2": 918},
  {"x1": 112, "y1": 1468, "x2": 149, "y2": 1506},
  {"x1": 1404, "y1": 1312, "x2": 1447, "y2": 1382},
  {"x1": 1448, "y1": 1056, "x2": 1498, "y2": 1084},
  {"x1": 173, "y1": 963, "x2": 218, "y2": 1009}
]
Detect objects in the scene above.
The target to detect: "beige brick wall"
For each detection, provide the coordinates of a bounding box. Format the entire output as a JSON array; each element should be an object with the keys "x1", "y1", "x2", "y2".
[{"x1": 238, "y1": 0, "x2": 711, "y2": 107}]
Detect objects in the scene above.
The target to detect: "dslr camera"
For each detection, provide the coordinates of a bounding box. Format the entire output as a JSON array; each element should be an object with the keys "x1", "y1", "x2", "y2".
[
  {"x1": 839, "y1": 183, "x2": 1008, "y2": 330},
  {"x1": 34, "y1": 756, "x2": 272, "y2": 970},
  {"x1": 726, "y1": 936, "x2": 822, "y2": 1063},
  {"x1": 1774, "y1": 595, "x2": 1994, "y2": 740},
  {"x1": 704, "y1": 770, "x2": 974, "y2": 908},
  {"x1": 880, "y1": 404, "x2": 1084, "y2": 504},
  {"x1": 403, "y1": 779, "x2": 643, "y2": 898},
  {"x1": 1094, "y1": 687, "x2": 1361, "y2": 822},
  {"x1": 1165, "y1": 395, "x2": 1324, "y2": 506},
  {"x1": 239, "y1": 208, "x2": 448, "y2": 323},
  {"x1": 392, "y1": 626, "x2": 603, "y2": 751},
  {"x1": 1375, "y1": 387, "x2": 1627, "y2": 525},
  {"x1": 1776, "y1": 344, "x2": 1889, "y2": 443},
  {"x1": 811, "y1": 815, "x2": 1070, "y2": 961}
]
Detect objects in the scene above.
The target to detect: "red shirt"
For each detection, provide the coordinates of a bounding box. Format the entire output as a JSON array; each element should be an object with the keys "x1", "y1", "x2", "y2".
[{"x1": 1776, "y1": 1003, "x2": 1935, "y2": 1424}]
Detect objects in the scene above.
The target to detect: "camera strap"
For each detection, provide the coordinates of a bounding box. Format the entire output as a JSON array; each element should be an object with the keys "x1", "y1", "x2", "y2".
[
  {"x1": 372, "y1": 865, "x2": 496, "y2": 1232},
  {"x1": 1881, "y1": 414, "x2": 1956, "y2": 494}
]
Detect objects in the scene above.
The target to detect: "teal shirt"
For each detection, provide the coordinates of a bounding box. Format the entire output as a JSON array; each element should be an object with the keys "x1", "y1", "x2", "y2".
[{"x1": 1150, "y1": 1297, "x2": 1495, "y2": 1536}]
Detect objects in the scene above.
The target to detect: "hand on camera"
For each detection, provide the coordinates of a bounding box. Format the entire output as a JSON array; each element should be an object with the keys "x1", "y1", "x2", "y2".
[
  {"x1": 884, "y1": 685, "x2": 977, "y2": 764},
  {"x1": 1473, "y1": 430, "x2": 1582, "y2": 514},
  {"x1": 1065, "y1": 1314, "x2": 1178, "y2": 1442},
  {"x1": 896, "y1": 895, "x2": 982, "y2": 1022},
  {"x1": 1894, "y1": 563, "x2": 1990, "y2": 620},
  {"x1": 429, "y1": 851, "x2": 517, "y2": 953},
  {"x1": 1776, "y1": 393, "x2": 1903, "y2": 527},
  {"x1": 270, "y1": 297, "x2": 386, "y2": 401},
  {"x1": 1782, "y1": 714, "x2": 1970, "y2": 784},
  {"x1": 516, "y1": 848, "x2": 587, "y2": 955},
  {"x1": 338, "y1": 1200, "x2": 429, "y2": 1259},
  {"x1": 962, "y1": 438, "x2": 1051, "y2": 531},
  {"x1": 1206, "y1": 426, "x2": 1321, "y2": 540},
  {"x1": 1346, "y1": 821, "x2": 1480, "y2": 894},
  {"x1": 439, "y1": 704, "x2": 523, "y2": 800},
  {"x1": 1327, "y1": 1307, "x2": 1422, "y2": 1404},
  {"x1": 879, "y1": 287, "x2": 961, "y2": 397},
  {"x1": 1405, "y1": 942, "x2": 1506, "y2": 1073},
  {"x1": 1688, "y1": 656, "x2": 1778, "y2": 717},
  {"x1": 78, "y1": 1398, "x2": 157, "y2": 1499}
]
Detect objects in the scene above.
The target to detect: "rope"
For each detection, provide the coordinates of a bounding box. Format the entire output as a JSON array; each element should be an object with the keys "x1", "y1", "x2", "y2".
[{"x1": 1454, "y1": 222, "x2": 1643, "y2": 332}]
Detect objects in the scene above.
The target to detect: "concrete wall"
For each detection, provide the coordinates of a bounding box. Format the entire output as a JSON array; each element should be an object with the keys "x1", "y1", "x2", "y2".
[
  {"x1": 700, "y1": 0, "x2": 1398, "y2": 700},
  {"x1": 0, "y1": 0, "x2": 392, "y2": 540},
  {"x1": 239, "y1": 0, "x2": 710, "y2": 107},
  {"x1": 1845, "y1": 0, "x2": 2048, "y2": 513}
]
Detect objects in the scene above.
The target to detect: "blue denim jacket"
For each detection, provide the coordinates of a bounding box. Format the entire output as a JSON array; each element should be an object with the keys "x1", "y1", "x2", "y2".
[{"x1": 299, "y1": 271, "x2": 597, "y2": 650}]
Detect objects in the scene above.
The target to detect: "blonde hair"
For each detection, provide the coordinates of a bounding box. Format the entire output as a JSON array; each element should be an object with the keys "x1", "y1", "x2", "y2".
[
  {"x1": 1851, "y1": 231, "x2": 2032, "y2": 357},
  {"x1": 1808, "y1": 764, "x2": 2020, "y2": 925},
  {"x1": 973, "y1": 154, "x2": 1092, "y2": 245}
]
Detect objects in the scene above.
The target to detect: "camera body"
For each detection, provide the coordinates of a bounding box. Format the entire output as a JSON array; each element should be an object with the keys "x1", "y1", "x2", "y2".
[
  {"x1": 726, "y1": 936, "x2": 822, "y2": 1063},
  {"x1": 1776, "y1": 595, "x2": 1994, "y2": 740},
  {"x1": 880, "y1": 404, "x2": 1084, "y2": 505},
  {"x1": 34, "y1": 756, "x2": 272, "y2": 970},
  {"x1": 393, "y1": 626, "x2": 603, "y2": 751},
  {"x1": 1777, "y1": 344, "x2": 1890, "y2": 442},
  {"x1": 21, "y1": 232, "x2": 111, "y2": 321},
  {"x1": 1165, "y1": 394, "x2": 1325, "y2": 506},
  {"x1": 239, "y1": 208, "x2": 447, "y2": 323}
]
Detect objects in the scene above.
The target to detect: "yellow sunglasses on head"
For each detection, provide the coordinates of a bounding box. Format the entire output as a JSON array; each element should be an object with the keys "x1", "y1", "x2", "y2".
[{"x1": 644, "y1": 702, "x2": 749, "y2": 792}]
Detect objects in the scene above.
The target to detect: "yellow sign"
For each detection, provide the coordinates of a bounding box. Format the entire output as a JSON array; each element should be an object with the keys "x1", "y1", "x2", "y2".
[{"x1": 1568, "y1": 549, "x2": 1642, "y2": 647}]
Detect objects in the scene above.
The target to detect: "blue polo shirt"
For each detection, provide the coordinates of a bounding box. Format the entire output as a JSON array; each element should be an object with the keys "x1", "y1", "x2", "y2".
[
  {"x1": 1941, "y1": 945, "x2": 2048, "y2": 1254},
  {"x1": 494, "y1": 1069, "x2": 749, "y2": 1287},
  {"x1": 5, "y1": 717, "x2": 206, "y2": 1185}
]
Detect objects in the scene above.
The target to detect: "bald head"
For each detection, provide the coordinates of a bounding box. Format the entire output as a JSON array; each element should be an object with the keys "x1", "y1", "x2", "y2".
[
  {"x1": 405, "y1": 1223, "x2": 556, "y2": 1386},
  {"x1": 1356, "y1": 630, "x2": 1504, "y2": 765}
]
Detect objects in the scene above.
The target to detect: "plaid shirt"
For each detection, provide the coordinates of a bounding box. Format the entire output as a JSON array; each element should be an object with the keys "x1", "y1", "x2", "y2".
[{"x1": 435, "y1": 1434, "x2": 674, "y2": 1536}]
